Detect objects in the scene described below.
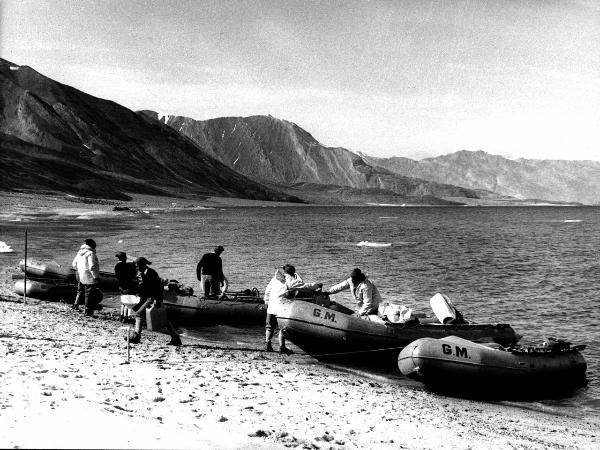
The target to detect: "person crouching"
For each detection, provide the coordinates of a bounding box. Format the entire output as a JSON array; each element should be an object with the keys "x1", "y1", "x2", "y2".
[{"x1": 126, "y1": 257, "x2": 181, "y2": 346}]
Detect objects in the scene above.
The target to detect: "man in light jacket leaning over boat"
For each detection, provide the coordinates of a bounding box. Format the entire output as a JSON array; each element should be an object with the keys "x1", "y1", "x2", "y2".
[
  {"x1": 327, "y1": 268, "x2": 381, "y2": 318},
  {"x1": 264, "y1": 264, "x2": 322, "y2": 354}
]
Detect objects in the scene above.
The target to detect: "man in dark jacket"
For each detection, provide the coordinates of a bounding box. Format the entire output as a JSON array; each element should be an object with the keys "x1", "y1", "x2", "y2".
[
  {"x1": 114, "y1": 252, "x2": 138, "y2": 294},
  {"x1": 127, "y1": 257, "x2": 181, "y2": 346},
  {"x1": 196, "y1": 245, "x2": 226, "y2": 298}
]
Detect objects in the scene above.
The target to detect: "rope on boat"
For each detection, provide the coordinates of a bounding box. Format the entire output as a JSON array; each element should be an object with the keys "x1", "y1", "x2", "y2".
[{"x1": 309, "y1": 345, "x2": 407, "y2": 358}]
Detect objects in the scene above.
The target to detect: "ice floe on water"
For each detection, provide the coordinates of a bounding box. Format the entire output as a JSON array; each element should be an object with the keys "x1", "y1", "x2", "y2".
[
  {"x1": 356, "y1": 241, "x2": 392, "y2": 248},
  {"x1": 0, "y1": 241, "x2": 14, "y2": 253},
  {"x1": 366, "y1": 202, "x2": 406, "y2": 207}
]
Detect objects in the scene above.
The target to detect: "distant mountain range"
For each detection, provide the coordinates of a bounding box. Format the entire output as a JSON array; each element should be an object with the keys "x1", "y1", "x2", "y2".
[
  {"x1": 360, "y1": 151, "x2": 600, "y2": 205},
  {"x1": 1, "y1": 57, "x2": 597, "y2": 205},
  {"x1": 142, "y1": 112, "x2": 496, "y2": 205}
]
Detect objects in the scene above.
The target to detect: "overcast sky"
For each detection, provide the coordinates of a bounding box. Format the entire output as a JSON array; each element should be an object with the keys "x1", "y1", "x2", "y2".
[{"x1": 1, "y1": 0, "x2": 599, "y2": 161}]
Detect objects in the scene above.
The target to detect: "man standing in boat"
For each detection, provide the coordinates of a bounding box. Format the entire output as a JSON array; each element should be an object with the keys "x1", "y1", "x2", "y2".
[
  {"x1": 264, "y1": 264, "x2": 322, "y2": 354},
  {"x1": 326, "y1": 268, "x2": 381, "y2": 318},
  {"x1": 196, "y1": 245, "x2": 226, "y2": 298},
  {"x1": 71, "y1": 238, "x2": 100, "y2": 316},
  {"x1": 127, "y1": 257, "x2": 181, "y2": 346}
]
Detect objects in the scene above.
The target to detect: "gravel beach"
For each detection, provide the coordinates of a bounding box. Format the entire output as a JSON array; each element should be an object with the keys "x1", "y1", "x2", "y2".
[{"x1": 0, "y1": 292, "x2": 598, "y2": 449}]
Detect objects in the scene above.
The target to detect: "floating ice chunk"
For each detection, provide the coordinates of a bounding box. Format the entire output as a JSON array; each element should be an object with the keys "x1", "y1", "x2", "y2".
[
  {"x1": 0, "y1": 241, "x2": 13, "y2": 253},
  {"x1": 357, "y1": 241, "x2": 392, "y2": 248}
]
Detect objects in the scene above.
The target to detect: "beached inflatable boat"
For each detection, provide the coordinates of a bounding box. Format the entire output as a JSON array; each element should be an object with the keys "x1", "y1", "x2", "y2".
[
  {"x1": 19, "y1": 258, "x2": 119, "y2": 291},
  {"x1": 398, "y1": 336, "x2": 587, "y2": 398},
  {"x1": 13, "y1": 278, "x2": 102, "y2": 310},
  {"x1": 13, "y1": 278, "x2": 78, "y2": 301},
  {"x1": 277, "y1": 300, "x2": 520, "y2": 366},
  {"x1": 159, "y1": 290, "x2": 267, "y2": 326}
]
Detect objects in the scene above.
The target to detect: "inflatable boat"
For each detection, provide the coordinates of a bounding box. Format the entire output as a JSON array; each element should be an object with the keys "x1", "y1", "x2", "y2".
[
  {"x1": 398, "y1": 336, "x2": 587, "y2": 398},
  {"x1": 14, "y1": 278, "x2": 78, "y2": 303},
  {"x1": 151, "y1": 290, "x2": 267, "y2": 326},
  {"x1": 277, "y1": 300, "x2": 520, "y2": 366},
  {"x1": 14, "y1": 278, "x2": 103, "y2": 308},
  {"x1": 19, "y1": 258, "x2": 119, "y2": 291}
]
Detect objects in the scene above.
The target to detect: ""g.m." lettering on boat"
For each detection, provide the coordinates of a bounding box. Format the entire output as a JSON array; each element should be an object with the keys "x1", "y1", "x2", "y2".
[
  {"x1": 442, "y1": 344, "x2": 469, "y2": 358},
  {"x1": 313, "y1": 308, "x2": 336, "y2": 323}
]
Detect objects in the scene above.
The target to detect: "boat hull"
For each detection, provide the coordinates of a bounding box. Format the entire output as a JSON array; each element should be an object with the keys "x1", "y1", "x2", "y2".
[
  {"x1": 398, "y1": 336, "x2": 587, "y2": 398},
  {"x1": 14, "y1": 279, "x2": 78, "y2": 303},
  {"x1": 277, "y1": 300, "x2": 520, "y2": 367},
  {"x1": 19, "y1": 258, "x2": 119, "y2": 291},
  {"x1": 163, "y1": 291, "x2": 267, "y2": 326}
]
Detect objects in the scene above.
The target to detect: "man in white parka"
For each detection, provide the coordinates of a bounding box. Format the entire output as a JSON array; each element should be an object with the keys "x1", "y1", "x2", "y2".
[
  {"x1": 264, "y1": 264, "x2": 322, "y2": 354},
  {"x1": 72, "y1": 238, "x2": 100, "y2": 316},
  {"x1": 327, "y1": 268, "x2": 381, "y2": 318}
]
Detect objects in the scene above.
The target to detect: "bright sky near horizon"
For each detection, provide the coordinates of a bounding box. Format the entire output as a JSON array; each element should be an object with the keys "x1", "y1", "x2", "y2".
[{"x1": 1, "y1": 0, "x2": 599, "y2": 161}]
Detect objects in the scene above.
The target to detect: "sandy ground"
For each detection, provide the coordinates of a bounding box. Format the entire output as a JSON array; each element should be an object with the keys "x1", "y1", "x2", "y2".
[{"x1": 0, "y1": 291, "x2": 598, "y2": 450}]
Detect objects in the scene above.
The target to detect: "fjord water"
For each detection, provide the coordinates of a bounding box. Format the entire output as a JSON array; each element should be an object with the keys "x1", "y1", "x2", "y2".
[{"x1": 1, "y1": 206, "x2": 599, "y2": 415}]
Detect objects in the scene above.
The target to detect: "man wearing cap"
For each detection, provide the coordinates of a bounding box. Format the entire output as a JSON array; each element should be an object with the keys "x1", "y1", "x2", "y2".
[
  {"x1": 114, "y1": 252, "x2": 138, "y2": 294},
  {"x1": 326, "y1": 268, "x2": 381, "y2": 318},
  {"x1": 196, "y1": 246, "x2": 226, "y2": 298},
  {"x1": 127, "y1": 256, "x2": 181, "y2": 346},
  {"x1": 71, "y1": 238, "x2": 100, "y2": 316}
]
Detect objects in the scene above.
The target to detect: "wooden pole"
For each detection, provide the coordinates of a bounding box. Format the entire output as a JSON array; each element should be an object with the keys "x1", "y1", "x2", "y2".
[{"x1": 23, "y1": 230, "x2": 28, "y2": 304}]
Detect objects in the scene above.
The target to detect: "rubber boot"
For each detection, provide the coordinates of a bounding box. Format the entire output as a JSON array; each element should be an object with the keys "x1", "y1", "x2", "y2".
[
  {"x1": 279, "y1": 333, "x2": 293, "y2": 355},
  {"x1": 126, "y1": 332, "x2": 141, "y2": 344},
  {"x1": 167, "y1": 335, "x2": 182, "y2": 346},
  {"x1": 265, "y1": 328, "x2": 275, "y2": 352}
]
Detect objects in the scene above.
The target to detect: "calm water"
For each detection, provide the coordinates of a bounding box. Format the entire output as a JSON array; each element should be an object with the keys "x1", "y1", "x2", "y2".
[{"x1": 1, "y1": 206, "x2": 599, "y2": 416}]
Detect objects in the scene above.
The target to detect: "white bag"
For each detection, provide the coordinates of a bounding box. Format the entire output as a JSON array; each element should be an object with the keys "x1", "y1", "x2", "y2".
[{"x1": 378, "y1": 302, "x2": 414, "y2": 323}]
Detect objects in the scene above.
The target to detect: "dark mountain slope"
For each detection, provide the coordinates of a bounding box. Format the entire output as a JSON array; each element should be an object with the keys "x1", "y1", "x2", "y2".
[{"x1": 0, "y1": 58, "x2": 300, "y2": 202}]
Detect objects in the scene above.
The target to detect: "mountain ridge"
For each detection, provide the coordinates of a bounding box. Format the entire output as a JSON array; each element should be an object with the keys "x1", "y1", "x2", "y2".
[
  {"x1": 361, "y1": 150, "x2": 600, "y2": 205},
  {"x1": 144, "y1": 111, "x2": 491, "y2": 203},
  {"x1": 0, "y1": 58, "x2": 302, "y2": 203}
]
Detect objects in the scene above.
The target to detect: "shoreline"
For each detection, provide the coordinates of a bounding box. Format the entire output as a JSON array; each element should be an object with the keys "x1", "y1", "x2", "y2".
[
  {"x1": 1, "y1": 191, "x2": 592, "y2": 213},
  {"x1": 0, "y1": 292, "x2": 598, "y2": 449}
]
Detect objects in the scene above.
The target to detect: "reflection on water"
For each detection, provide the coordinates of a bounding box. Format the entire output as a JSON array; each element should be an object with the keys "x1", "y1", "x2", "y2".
[{"x1": 1, "y1": 205, "x2": 599, "y2": 416}]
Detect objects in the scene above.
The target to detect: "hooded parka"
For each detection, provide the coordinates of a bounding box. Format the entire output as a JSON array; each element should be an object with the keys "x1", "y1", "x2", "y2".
[{"x1": 72, "y1": 244, "x2": 100, "y2": 284}]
